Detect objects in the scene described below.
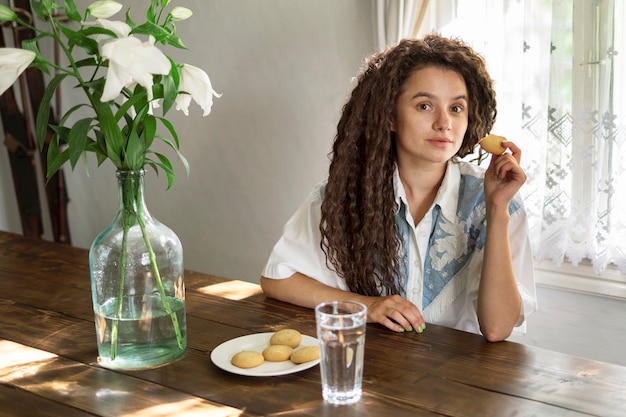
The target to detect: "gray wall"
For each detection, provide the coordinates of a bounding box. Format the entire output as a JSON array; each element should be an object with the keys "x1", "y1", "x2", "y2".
[
  {"x1": 509, "y1": 285, "x2": 626, "y2": 367},
  {"x1": 0, "y1": 0, "x2": 376, "y2": 282}
]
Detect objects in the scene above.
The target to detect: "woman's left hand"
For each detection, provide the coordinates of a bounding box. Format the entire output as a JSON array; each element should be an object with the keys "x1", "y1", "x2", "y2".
[{"x1": 484, "y1": 141, "x2": 526, "y2": 208}]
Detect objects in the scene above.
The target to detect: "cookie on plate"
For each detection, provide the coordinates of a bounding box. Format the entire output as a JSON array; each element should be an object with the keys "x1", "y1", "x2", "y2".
[
  {"x1": 262, "y1": 344, "x2": 294, "y2": 362},
  {"x1": 231, "y1": 350, "x2": 264, "y2": 369},
  {"x1": 269, "y1": 329, "x2": 302, "y2": 348},
  {"x1": 290, "y1": 345, "x2": 320, "y2": 364}
]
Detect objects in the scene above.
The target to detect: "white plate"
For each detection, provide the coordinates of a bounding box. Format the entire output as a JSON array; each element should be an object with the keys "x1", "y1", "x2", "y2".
[{"x1": 211, "y1": 332, "x2": 320, "y2": 377}]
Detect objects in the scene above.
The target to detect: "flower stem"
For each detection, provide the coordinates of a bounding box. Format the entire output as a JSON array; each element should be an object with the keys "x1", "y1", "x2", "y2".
[
  {"x1": 137, "y1": 213, "x2": 184, "y2": 349},
  {"x1": 110, "y1": 221, "x2": 130, "y2": 360},
  {"x1": 109, "y1": 172, "x2": 183, "y2": 361}
]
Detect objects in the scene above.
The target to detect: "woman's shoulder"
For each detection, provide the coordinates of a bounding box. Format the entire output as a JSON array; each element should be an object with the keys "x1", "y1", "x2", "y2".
[{"x1": 453, "y1": 158, "x2": 487, "y2": 178}]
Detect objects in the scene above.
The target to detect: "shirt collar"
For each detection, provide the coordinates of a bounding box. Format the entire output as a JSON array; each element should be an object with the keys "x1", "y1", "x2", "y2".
[{"x1": 393, "y1": 160, "x2": 460, "y2": 223}]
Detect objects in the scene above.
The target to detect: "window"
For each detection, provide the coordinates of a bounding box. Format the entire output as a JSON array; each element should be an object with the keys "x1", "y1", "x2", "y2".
[{"x1": 421, "y1": 0, "x2": 626, "y2": 298}]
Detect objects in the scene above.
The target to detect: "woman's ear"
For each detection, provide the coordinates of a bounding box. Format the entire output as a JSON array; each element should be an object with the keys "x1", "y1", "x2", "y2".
[{"x1": 389, "y1": 116, "x2": 397, "y2": 132}]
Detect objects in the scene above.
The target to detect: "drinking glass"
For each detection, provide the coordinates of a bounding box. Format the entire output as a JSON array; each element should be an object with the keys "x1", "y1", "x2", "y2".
[{"x1": 315, "y1": 301, "x2": 367, "y2": 404}]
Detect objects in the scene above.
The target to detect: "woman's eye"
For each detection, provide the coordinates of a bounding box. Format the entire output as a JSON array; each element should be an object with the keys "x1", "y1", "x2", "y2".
[
  {"x1": 417, "y1": 103, "x2": 431, "y2": 110},
  {"x1": 451, "y1": 105, "x2": 464, "y2": 113}
]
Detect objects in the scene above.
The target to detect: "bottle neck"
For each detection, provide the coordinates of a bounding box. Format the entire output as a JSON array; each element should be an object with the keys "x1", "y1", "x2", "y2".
[{"x1": 116, "y1": 169, "x2": 148, "y2": 218}]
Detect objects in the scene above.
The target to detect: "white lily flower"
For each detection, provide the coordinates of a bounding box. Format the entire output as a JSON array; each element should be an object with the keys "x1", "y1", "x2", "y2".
[
  {"x1": 170, "y1": 7, "x2": 193, "y2": 21},
  {"x1": 85, "y1": 18, "x2": 131, "y2": 43},
  {"x1": 100, "y1": 36, "x2": 170, "y2": 102},
  {"x1": 87, "y1": 0, "x2": 123, "y2": 19},
  {"x1": 0, "y1": 48, "x2": 36, "y2": 96},
  {"x1": 176, "y1": 63, "x2": 220, "y2": 116}
]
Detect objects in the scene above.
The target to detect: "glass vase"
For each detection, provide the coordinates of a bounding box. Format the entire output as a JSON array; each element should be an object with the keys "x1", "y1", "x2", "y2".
[{"x1": 89, "y1": 169, "x2": 186, "y2": 370}]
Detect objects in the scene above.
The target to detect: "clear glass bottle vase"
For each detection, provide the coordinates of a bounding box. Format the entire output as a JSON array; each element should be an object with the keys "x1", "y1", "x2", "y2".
[{"x1": 89, "y1": 169, "x2": 186, "y2": 370}]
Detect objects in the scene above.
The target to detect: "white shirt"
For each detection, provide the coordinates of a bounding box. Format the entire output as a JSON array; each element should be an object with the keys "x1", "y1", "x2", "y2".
[{"x1": 263, "y1": 160, "x2": 537, "y2": 337}]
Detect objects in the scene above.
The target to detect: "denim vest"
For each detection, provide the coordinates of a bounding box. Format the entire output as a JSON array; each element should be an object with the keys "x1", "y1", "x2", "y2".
[
  {"x1": 321, "y1": 174, "x2": 521, "y2": 309},
  {"x1": 396, "y1": 174, "x2": 522, "y2": 309}
]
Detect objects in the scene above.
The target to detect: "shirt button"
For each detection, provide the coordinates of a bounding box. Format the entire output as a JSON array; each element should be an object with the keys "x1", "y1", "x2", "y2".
[
  {"x1": 412, "y1": 288, "x2": 420, "y2": 294},
  {"x1": 413, "y1": 261, "x2": 419, "y2": 267}
]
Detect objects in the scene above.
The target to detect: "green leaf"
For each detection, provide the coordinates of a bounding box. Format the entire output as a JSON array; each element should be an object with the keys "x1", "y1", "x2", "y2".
[
  {"x1": 125, "y1": 8, "x2": 137, "y2": 28},
  {"x1": 130, "y1": 21, "x2": 170, "y2": 43},
  {"x1": 150, "y1": 154, "x2": 174, "y2": 175},
  {"x1": 41, "y1": 0, "x2": 53, "y2": 11},
  {"x1": 143, "y1": 115, "x2": 157, "y2": 145},
  {"x1": 68, "y1": 118, "x2": 93, "y2": 169},
  {"x1": 46, "y1": 137, "x2": 71, "y2": 181},
  {"x1": 164, "y1": 33, "x2": 186, "y2": 49},
  {"x1": 95, "y1": 150, "x2": 108, "y2": 167},
  {"x1": 131, "y1": 85, "x2": 149, "y2": 118},
  {"x1": 125, "y1": 128, "x2": 145, "y2": 170},
  {"x1": 149, "y1": 152, "x2": 176, "y2": 189},
  {"x1": 93, "y1": 101, "x2": 125, "y2": 168},
  {"x1": 177, "y1": 150, "x2": 190, "y2": 177},
  {"x1": 58, "y1": 103, "x2": 90, "y2": 126},
  {"x1": 21, "y1": 38, "x2": 51, "y2": 74},
  {"x1": 36, "y1": 73, "x2": 68, "y2": 149},
  {"x1": 156, "y1": 116, "x2": 180, "y2": 149},
  {"x1": 94, "y1": 128, "x2": 107, "y2": 155},
  {"x1": 59, "y1": 25, "x2": 99, "y2": 56},
  {"x1": 146, "y1": 0, "x2": 158, "y2": 23},
  {"x1": 115, "y1": 90, "x2": 148, "y2": 121},
  {"x1": 48, "y1": 125, "x2": 71, "y2": 145},
  {"x1": 62, "y1": 0, "x2": 81, "y2": 22},
  {"x1": 85, "y1": 140, "x2": 101, "y2": 152},
  {"x1": 30, "y1": 1, "x2": 46, "y2": 20},
  {"x1": 79, "y1": 26, "x2": 118, "y2": 40},
  {"x1": 155, "y1": 134, "x2": 189, "y2": 177},
  {"x1": 81, "y1": 152, "x2": 91, "y2": 176},
  {"x1": 20, "y1": 38, "x2": 40, "y2": 54},
  {"x1": 30, "y1": 58, "x2": 51, "y2": 75},
  {"x1": 82, "y1": 78, "x2": 107, "y2": 96},
  {"x1": 74, "y1": 57, "x2": 100, "y2": 68},
  {"x1": 124, "y1": 105, "x2": 150, "y2": 169},
  {"x1": 161, "y1": 59, "x2": 179, "y2": 114}
]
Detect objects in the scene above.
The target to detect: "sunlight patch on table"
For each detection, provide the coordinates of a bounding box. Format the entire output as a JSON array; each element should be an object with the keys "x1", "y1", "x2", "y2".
[
  {"x1": 0, "y1": 340, "x2": 57, "y2": 368},
  {"x1": 0, "y1": 340, "x2": 58, "y2": 380},
  {"x1": 121, "y1": 398, "x2": 244, "y2": 417},
  {"x1": 198, "y1": 280, "x2": 262, "y2": 300}
]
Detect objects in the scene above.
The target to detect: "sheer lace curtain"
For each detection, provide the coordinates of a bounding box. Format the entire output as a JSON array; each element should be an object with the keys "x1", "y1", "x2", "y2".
[{"x1": 425, "y1": 0, "x2": 626, "y2": 275}]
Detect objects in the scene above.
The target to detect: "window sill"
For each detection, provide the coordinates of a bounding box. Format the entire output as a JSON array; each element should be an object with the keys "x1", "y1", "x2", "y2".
[{"x1": 535, "y1": 260, "x2": 626, "y2": 300}]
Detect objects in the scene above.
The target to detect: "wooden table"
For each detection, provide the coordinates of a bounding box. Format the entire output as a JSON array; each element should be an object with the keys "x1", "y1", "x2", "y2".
[{"x1": 1, "y1": 230, "x2": 625, "y2": 416}]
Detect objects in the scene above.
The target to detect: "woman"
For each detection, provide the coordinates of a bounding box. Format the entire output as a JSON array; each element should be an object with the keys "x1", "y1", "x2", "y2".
[{"x1": 261, "y1": 34, "x2": 537, "y2": 342}]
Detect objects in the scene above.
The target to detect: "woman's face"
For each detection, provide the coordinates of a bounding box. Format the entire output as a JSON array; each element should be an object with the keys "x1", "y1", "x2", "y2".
[{"x1": 392, "y1": 66, "x2": 469, "y2": 168}]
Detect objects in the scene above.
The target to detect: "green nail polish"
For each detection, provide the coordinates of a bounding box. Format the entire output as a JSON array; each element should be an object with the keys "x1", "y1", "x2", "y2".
[
  {"x1": 407, "y1": 326, "x2": 413, "y2": 332},
  {"x1": 399, "y1": 327, "x2": 405, "y2": 333},
  {"x1": 417, "y1": 326, "x2": 423, "y2": 334}
]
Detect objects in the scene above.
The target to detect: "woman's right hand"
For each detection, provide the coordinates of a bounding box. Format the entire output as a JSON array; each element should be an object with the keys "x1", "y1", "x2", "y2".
[{"x1": 363, "y1": 294, "x2": 426, "y2": 333}]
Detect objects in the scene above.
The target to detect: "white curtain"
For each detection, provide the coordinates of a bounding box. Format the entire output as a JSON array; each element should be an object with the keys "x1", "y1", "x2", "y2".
[
  {"x1": 374, "y1": 0, "x2": 428, "y2": 48},
  {"x1": 414, "y1": 0, "x2": 626, "y2": 274}
]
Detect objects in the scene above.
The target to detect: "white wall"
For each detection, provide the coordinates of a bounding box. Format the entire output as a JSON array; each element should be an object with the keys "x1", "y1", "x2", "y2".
[{"x1": 0, "y1": 0, "x2": 376, "y2": 283}]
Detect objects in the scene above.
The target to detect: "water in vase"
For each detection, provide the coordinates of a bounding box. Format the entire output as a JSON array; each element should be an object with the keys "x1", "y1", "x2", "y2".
[{"x1": 94, "y1": 294, "x2": 186, "y2": 370}]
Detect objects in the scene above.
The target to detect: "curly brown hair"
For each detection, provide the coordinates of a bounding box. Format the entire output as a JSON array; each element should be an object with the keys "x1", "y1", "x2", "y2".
[{"x1": 320, "y1": 34, "x2": 497, "y2": 296}]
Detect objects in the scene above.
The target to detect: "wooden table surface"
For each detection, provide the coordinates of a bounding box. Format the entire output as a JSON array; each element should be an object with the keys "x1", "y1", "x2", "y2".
[{"x1": 1, "y1": 230, "x2": 625, "y2": 417}]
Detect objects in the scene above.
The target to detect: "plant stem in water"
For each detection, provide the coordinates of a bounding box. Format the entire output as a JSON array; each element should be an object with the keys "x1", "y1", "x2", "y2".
[{"x1": 109, "y1": 173, "x2": 183, "y2": 361}]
